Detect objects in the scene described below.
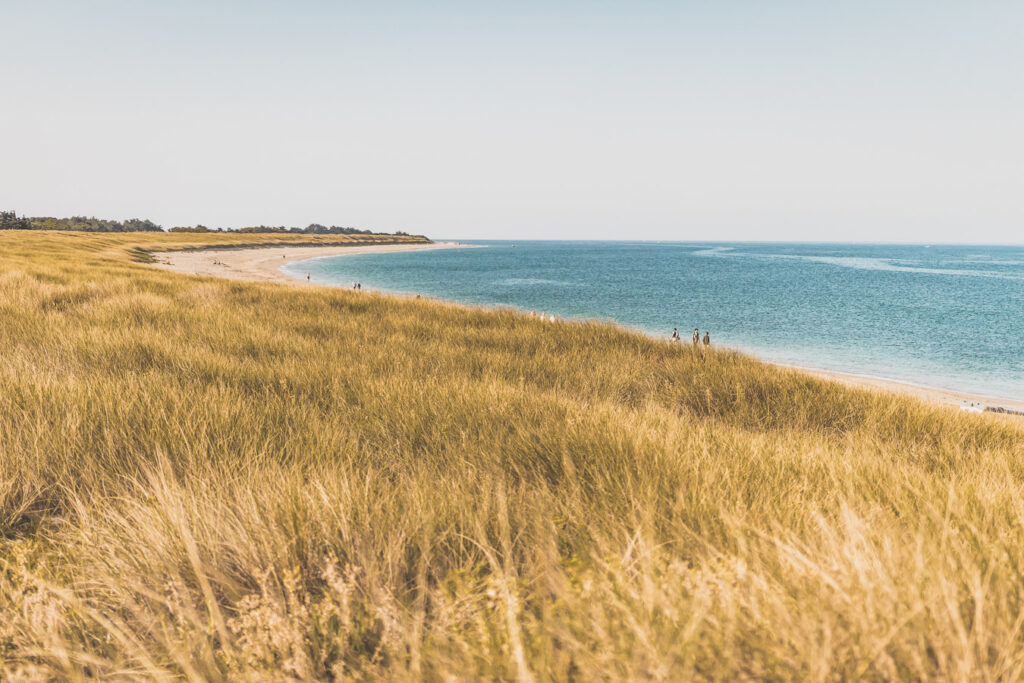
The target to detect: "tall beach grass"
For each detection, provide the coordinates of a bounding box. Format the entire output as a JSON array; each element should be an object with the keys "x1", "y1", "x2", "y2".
[{"x1": 1, "y1": 231, "x2": 1022, "y2": 679}]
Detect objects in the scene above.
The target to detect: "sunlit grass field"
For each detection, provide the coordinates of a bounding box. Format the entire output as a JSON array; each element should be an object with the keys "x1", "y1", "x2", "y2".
[{"x1": 1, "y1": 231, "x2": 1022, "y2": 679}]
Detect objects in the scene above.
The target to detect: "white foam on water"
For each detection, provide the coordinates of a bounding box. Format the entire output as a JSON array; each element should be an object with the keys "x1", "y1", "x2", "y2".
[
  {"x1": 693, "y1": 249, "x2": 1024, "y2": 280},
  {"x1": 498, "y1": 278, "x2": 576, "y2": 286},
  {"x1": 690, "y1": 246, "x2": 735, "y2": 257}
]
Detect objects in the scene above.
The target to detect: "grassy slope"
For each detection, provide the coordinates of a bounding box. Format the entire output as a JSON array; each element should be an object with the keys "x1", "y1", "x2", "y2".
[{"x1": 1, "y1": 231, "x2": 1022, "y2": 679}]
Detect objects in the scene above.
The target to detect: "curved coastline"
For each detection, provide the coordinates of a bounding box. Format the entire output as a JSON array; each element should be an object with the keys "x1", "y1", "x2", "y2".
[
  {"x1": 153, "y1": 243, "x2": 1024, "y2": 415},
  {"x1": 149, "y1": 241, "x2": 472, "y2": 284}
]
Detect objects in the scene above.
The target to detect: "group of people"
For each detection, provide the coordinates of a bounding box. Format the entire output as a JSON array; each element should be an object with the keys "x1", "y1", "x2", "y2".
[
  {"x1": 671, "y1": 327, "x2": 710, "y2": 348},
  {"x1": 301, "y1": 273, "x2": 364, "y2": 289}
]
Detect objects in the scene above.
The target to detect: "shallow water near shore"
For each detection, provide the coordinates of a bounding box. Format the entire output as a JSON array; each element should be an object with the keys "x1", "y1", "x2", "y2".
[{"x1": 284, "y1": 241, "x2": 1024, "y2": 402}]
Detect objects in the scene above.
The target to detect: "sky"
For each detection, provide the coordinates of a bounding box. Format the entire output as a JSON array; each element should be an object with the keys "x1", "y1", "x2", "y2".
[{"x1": 1, "y1": 1, "x2": 1021, "y2": 242}]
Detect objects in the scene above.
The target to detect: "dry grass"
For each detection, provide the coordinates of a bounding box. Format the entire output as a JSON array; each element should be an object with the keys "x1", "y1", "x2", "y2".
[{"x1": 0, "y1": 231, "x2": 1022, "y2": 680}]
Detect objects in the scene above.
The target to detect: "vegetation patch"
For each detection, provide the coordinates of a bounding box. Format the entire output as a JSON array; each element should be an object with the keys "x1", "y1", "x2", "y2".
[{"x1": 0, "y1": 231, "x2": 1021, "y2": 679}]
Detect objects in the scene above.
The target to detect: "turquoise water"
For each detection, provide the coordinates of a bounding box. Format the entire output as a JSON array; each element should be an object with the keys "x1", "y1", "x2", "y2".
[{"x1": 283, "y1": 241, "x2": 1024, "y2": 402}]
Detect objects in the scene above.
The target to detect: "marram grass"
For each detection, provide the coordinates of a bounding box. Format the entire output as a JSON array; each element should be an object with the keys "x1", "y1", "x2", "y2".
[{"x1": 1, "y1": 231, "x2": 1022, "y2": 680}]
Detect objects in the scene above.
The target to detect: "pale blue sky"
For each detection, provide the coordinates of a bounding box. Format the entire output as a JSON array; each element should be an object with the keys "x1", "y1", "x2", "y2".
[{"x1": 2, "y1": 1, "x2": 1021, "y2": 242}]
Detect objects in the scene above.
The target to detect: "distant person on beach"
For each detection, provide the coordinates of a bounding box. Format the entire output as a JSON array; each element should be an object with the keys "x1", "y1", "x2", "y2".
[
  {"x1": 692, "y1": 329, "x2": 700, "y2": 346},
  {"x1": 703, "y1": 331, "x2": 710, "y2": 347},
  {"x1": 306, "y1": 273, "x2": 310, "y2": 281},
  {"x1": 671, "y1": 328, "x2": 680, "y2": 342}
]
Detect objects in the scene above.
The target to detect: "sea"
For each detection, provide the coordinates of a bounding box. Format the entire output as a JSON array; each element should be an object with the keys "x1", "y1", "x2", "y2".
[{"x1": 282, "y1": 241, "x2": 1024, "y2": 403}]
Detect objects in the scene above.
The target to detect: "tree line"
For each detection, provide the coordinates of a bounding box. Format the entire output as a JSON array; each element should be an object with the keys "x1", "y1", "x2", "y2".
[
  {"x1": 0, "y1": 211, "x2": 418, "y2": 237},
  {"x1": 0, "y1": 211, "x2": 161, "y2": 232}
]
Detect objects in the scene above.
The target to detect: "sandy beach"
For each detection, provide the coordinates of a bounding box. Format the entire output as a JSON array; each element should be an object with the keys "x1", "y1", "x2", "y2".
[
  {"x1": 149, "y1": 241, "x2": 469, "y2": 284},
  {"x1": 150, "y1": 242, "x2": 1023, "y2": 416},
  {"x1": 788, "y1": 366, "x2": 1024, "y2": 414}
]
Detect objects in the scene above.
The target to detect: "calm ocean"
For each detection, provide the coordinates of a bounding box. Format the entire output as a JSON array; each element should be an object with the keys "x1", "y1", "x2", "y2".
[{"x1": 283, "y1": 241, "x2": 1024, "y2": 402}]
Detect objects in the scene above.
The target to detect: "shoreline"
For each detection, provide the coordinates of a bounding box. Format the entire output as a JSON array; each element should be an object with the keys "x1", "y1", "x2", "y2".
[
  {"x1": 774, "y1": 363, "x2": 1024, "y2": 414},
  {"x1": 149, "y1": 243, "x2": 1023, "y2": 415},
  {"x1": 149, "y1": 241, "x2": 470, "y2": 284}
]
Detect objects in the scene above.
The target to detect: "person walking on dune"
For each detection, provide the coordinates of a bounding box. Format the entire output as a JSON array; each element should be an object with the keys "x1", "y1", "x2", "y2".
[
  {"x1": 703, "y1": 331, "x2": 710, "y2": 348},
  {"x1": 671, "y1": 328, "x2": 680, "y2": 342},
  {"x1": 692, "y1": 328, "x2": 700, "y2": 347}
]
